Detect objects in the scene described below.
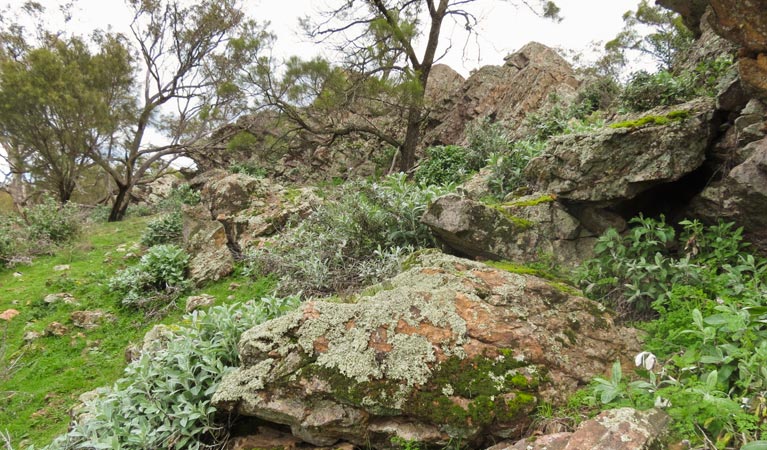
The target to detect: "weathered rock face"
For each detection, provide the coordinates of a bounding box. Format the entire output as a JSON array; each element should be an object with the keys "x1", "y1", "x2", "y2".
[
  {"x1": 132, "y1": 174, "x2": 180, "y2": 208},
  {"x1": 424, "y1": 42, "x2": 579, "y2": 146},
  {"x1": 525, "y1": 99, "x2": 717, "y2": 204},
  {"x1": 689, "y1": 136, "x2": 767, "y2": 250},
  {"x1": 183, "y1": 171, "x2": 321, "y2": 283},
  {"x1": 424, "y1": 64, "x2": 465, "y2": 107},
  {"x1": 421, "y1": 194, "x2": 598, "y2": 266},
  {"x1": 492, "y1": 408, "x2": 670, "y2": 450},
  {"x1": 213, "y1": 252, "x2": 640, "y2": 448}
]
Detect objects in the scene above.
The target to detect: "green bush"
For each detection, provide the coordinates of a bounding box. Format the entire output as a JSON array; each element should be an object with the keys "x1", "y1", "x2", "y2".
[
  {"x1": 414, "y1": 145, "x2": 471, "y2": 186},
  {"x1": 487, "y1": 139, "x2": 547, "y2": 199},
  {"x1": 464, "y1": 118, "x2": 512, "y2": 169},
  {"x1": 0, "y1": 215, "x2": 25, "y2": 267},
  {"x1": 156, "y1": 184, "x2": 201, "y2": 212},
  {"x1": 141, "y1": 213, "x2": 183, "y2": 247},
  {"x1": 578, "y1": 216, "x2": 767, "y2": 447},
  {"x1": 247, "y1": 173, "x2": 451, "y2": 296},
  {"x1": 109, "y1": 244, "x2": 190, "y2": 308},
  {"x1": 228, "y1": 162, "x2": 268, "y2": 178},
  {"x1": 24, "y1": 196, "x2": 81, "y2": 244},
  {"x1": 619, "y1": 70, "x2": 697, "y2": 112},
  {"x1": 44, "y1": 296, "x2": 299, "y2": 450}
]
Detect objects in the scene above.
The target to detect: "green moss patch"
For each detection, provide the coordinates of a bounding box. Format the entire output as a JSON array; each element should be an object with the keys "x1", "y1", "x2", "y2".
[
  {"x1": 505, "y1": 194, "x2": 556, "y2": 208},
  {"x1": 609, "y1": 109, "x2": 691, "y2": 129}
]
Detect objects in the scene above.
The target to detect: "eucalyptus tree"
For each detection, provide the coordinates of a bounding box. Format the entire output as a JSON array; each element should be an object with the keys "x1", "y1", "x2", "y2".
[
  {"x1": 95, "y1": 0, "x2": 269, "y2": 221},
  {"x1": 0, "y1": 30, "x2": 134, "y2": 205},
  {"x1": 248, "y1": 0, "x2": 560, "y2": 173}
]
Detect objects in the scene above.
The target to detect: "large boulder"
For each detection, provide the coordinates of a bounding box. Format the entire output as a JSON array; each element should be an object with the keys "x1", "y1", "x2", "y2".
[
  {"x1": 421, "y1": 194, "x2": 598, "y2": 266},
  {"x1": 213, "y1": 252, "x2": 640, "y2": 448},
  {"x1": 525, "y1": 98, "x2": 717, "y2": 204},
  {"x1": 424, "y1": 42, "x2": 579, "y2": 146}
]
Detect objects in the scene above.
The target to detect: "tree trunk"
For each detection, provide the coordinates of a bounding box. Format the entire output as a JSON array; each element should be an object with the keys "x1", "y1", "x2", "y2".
[
  {"x1": 108, "y1": 184, "x2": 131, "y2": 222},
  {"x1": 398, "y1": 104, "x2": 423, "y2": 173}
]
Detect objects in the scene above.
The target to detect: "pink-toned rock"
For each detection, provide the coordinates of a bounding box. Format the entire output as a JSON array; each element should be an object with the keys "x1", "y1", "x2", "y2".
[{"x1": 214, "y1": 252, "x2": 640, "y2": 448}]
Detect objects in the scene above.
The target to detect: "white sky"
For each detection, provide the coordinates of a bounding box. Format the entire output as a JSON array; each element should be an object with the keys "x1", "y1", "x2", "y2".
[{"x1": 56, "y1": 0, "x2": 643, "y2": 76}]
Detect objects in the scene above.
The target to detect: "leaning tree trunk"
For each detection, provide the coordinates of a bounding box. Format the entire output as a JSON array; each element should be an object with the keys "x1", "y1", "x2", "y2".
[{"x1": 108, "y1": 184, "x2": 131, "y2": 222}]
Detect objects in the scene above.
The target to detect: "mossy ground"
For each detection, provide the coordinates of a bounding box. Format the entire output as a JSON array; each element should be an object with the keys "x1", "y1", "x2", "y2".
[
  {"x1": 0, "y1": 216, "x2": 273, "y2": 447},
  {"x1": 609, "y1": 109, "x2": 690, "y2": 129}
]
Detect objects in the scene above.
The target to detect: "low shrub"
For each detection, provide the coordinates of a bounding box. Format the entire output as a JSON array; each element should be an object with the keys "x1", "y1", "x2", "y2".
[
  {"x1": 464, "y1": 118, "x2": 512, "y2": 169},
  {"x1": 157, "y1": 184, "x2": 201, "y2": 212},
  {"x1": 44, "y1": 296, "x2": 299, "y2": 450},
  {"x1": 0, "y1": 215, "x2": 26, "y2": 267},
  {"x1": 247, "y1": 173, "x2": 451, "y2": 296},
  {"x1": 414, "y1": 145, "x2": 471, "y2": 186},
  {"x1": 141, "y1": 213, "x2": 183, "y2": 247},
  {"x1": 24, "y1": 196, "x2": 81, "y2": 244},
  {"x1": 487, "y1": 139, "x2": 547, "y2": 199},
  {"x1": 109, "y1": 244, "x2": 190, "y2": 308}
]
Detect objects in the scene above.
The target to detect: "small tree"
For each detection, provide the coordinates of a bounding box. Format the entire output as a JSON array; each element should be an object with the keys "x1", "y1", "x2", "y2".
[
  {"x1": 0, "y1": 33, "x2": 134, "y2": 204},
  {"x1": 604, "y1": 0, "x2": 693, "y2": 72},
  {"x1": 94, "y1": 0, "x2": 269, "y2": 221}
]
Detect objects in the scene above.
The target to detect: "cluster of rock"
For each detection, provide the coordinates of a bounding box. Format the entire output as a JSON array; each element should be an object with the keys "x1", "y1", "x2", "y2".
[{"x1": 183, "y1": 170, "x2": 320, "y2": 284}]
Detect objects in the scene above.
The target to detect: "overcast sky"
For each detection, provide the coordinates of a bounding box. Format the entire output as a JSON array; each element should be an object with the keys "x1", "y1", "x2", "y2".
[{"x1": 54, "y1": 0, "x2": 644, "y2": 76}]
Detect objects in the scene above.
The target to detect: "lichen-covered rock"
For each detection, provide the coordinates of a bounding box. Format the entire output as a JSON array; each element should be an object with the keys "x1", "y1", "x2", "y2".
[
  {"x1": 525, "y1": 99, "x2": 717, "y2": 204},
  {"x1": 132, "y1": 174, "x2": 179, "y2": 208},
  {"x1": 492, "y1": 408, "x2": 670, "y2": 450},
  {"x1": 688, "y1": 136, "x2": 767, "y2": 252},
  {"x1": 421, "y1": 194, "x2": 597, "y2": 266},
  {"x1": 423, "y1": 42, "x2": 579, "y2": 146},
  {"x1": 184, "y1": 209, "x2": 234, "y2": 284},
  {"x1": 213, "y1": 252, "x2": 640, "y2": 448}
]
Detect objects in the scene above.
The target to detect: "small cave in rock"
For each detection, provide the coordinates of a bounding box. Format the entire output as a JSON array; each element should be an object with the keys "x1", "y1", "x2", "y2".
[{"x1": 610, "y1": 163, "x2": 716, "y2": 223}]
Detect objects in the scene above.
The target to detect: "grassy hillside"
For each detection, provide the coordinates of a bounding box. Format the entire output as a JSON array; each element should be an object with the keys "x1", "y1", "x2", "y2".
[{"x1": 0, "y1": 217, "x2": 272, "y2": 447}]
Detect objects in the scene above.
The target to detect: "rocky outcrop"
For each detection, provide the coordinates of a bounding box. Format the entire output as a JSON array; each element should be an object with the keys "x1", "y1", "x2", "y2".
[
  {"x1": 525, "y1": 98, "x2": 717, "y2": 204},
  {"x1": 213, "y1": 252, "x2": 640, "y2": 449},
  {"x1": 421, "y1": 194, "x2": 598, "y2": 266},
  {"x1": 183, "y1": 171, "x2": 320, "y2": 283},
  {"x1": 424, "y1": 42, "x2": 580, "y2": 146},
  {"x1": 131, "y1": 174, "x2": 180, "y2": 208},
  {"x1": 493, "y1": 408, "x2": 670, "y2": 450}
]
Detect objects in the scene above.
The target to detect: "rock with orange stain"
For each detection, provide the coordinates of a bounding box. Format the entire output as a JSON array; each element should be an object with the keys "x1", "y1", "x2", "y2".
[{"x1": 214, "y1": 252, "x2": 640, "y2": 449}]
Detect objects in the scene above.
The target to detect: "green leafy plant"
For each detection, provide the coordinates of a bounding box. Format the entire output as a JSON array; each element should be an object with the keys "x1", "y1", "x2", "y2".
[
  {"x1": 109, "y1": 244, "x2": 190, "y2": 308},
  {"x1": 43, "y1": 296, "x2": 299, "y2": 450},
  {"x1": 580, "y1": 216, "x2": 767, "y2": 447},
  {"x1": 141, "y1": 213, "x2": 183, "y2": 247},
  {"x1": 228, "y1": 162, "x2": 268, "y2": 178},
  {"x1": 414, "y1": 145, "x2": 471, "y2": 186},
  {"x1": 487, "y1": 139, "x2": 546, "y2": 199}
]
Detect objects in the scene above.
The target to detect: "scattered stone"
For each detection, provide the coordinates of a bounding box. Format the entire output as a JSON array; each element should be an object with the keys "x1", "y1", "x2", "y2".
[
  {"x1": 141, "y1": 324, "x2": 176, "y2": 355},
  {"x1": 70, "y1": 310, "x2": 116, "y2": 330},
  {"x1": 124, "y1": 344, "x2": 141, "y2": 362},
  {"x1": 0, "y1": 309, "x2": 19, "y2": 321},
  {"x1": 45, "y1": 322, "x2": 68, "y2": 337},
  {"x1": 23, "y1": 330, "x2": 42, "y2": 343},
  {"x1": 422, "y1": 193, "x2": 596, "y2": 267},
  {"x1": 213, "y1": 252, "x2": 640, "y2": 448},
  {"x1": 229, "y1": 282, "x2": 241, "y2": 290},
  {"x1": 13, "y1": 272, "x2": 22, "y2": 278},
  {"x1": 185, "y1": 294, "x2": 216, "y2": 313},
  {"x1": 228, "y1": 426, "x2": 304, "y2": 450},
  {"x1": 43, "y1": 293, "x2": 77, "y2": 305},
  {"x1": 227, "y1": 295, "x2": 236, "y2": 301},
  {"x1": 53, "y1": 264, "x2": 70, "y2": 272}
]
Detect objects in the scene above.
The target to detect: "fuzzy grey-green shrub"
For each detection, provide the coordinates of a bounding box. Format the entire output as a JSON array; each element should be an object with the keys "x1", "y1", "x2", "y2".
[
  {"x1": 43, "y1": 296, "x2": 299, "y2": 450},
  {"x1": 24, "y1": 196, "x2": 81, "y2": 244},
  {"x1": 108, "y1": 244, "x2": 190, "y2": 308},
  {"x1": 247, "y1": 173, "x2": 451, "y2": 296},
  {"x1": 141, "y1": 213, "x2": 183, "y2": 247}
]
